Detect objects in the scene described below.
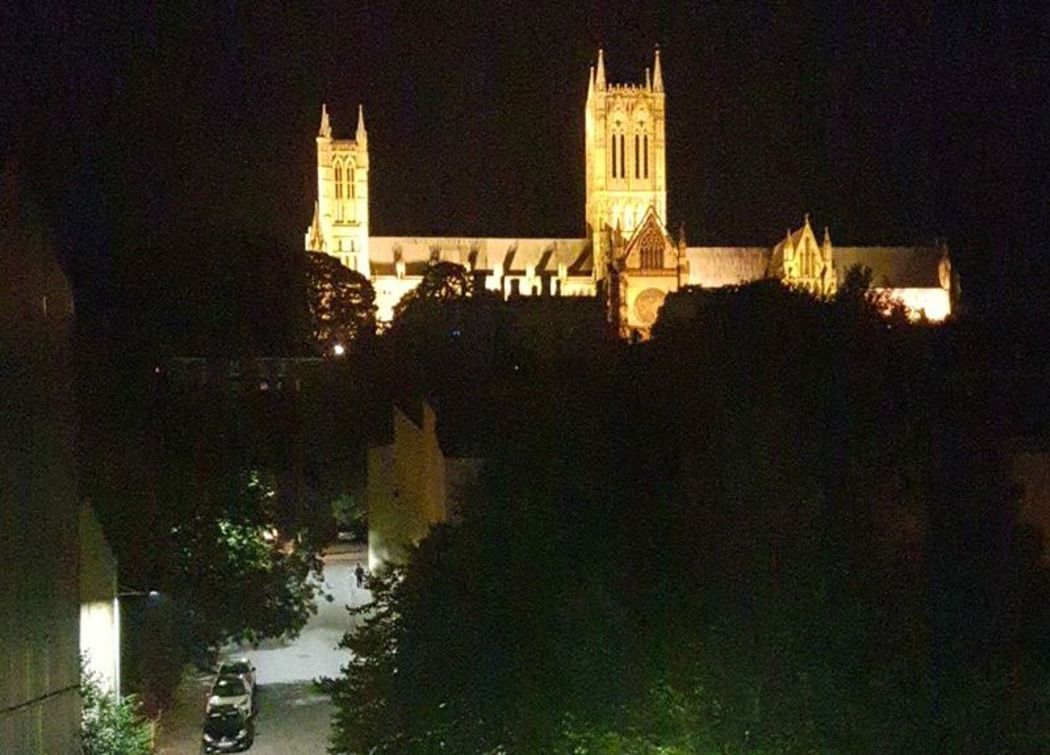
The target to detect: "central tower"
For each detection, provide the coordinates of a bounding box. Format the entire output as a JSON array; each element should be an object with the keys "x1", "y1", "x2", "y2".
[
  {"x1": 305, "y1": 103, "x2": 370, "y2": 276},
  {"x1": 585, "y1": 48, "x2": 667, "y2": 278}
]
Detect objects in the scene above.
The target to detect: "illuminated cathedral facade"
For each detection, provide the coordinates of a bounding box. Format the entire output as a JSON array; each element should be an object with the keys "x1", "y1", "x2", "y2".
[{"x1": 305, "y1": 49, "x2": 956, "y2": 333}]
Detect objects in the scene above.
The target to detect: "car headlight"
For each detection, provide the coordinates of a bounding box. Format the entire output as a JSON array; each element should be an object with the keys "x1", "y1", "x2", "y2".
[
  {"x1": 237, "y1": 729, "x2": 247, "y2": 739},
  {"x1": 203, "y1": 733, "x2": 214, "y2": 743}
]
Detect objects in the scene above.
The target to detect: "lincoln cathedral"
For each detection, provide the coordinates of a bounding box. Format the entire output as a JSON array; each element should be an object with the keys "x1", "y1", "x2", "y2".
[{"x1": 305, "y1": 49, "x2": 957, "y2": 334}]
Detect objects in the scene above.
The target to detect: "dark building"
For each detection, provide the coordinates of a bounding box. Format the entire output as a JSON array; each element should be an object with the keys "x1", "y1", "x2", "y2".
[{"x1": 0, "y1": 162, "x2": 81, "y2": 752}]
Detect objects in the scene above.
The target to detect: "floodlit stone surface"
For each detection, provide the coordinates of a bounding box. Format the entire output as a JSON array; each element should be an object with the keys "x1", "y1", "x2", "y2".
[{"x1": 303, "y1": 51, "x2": 955, "y2": 332}]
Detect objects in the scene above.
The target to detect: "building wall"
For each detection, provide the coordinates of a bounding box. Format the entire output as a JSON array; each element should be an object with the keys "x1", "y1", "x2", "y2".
[
  {"x1": 884, "y1": 288, "x2": 952, "y2": 322},
  {"x1": 79, "y1": 503, "x2": 120, "y2": 696},
  {"x1": 0, "y1": 166, "x2": 81, "y2": 754},
  {"x1": 367, "y1": 404, "x2": 448, "y2": 570}
]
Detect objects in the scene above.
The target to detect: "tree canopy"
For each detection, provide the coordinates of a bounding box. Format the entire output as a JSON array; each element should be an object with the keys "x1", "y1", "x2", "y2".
[
  {"x1": 328, "y1": 280, "x2": 1050, "y2": 753},
  {"x1": 304, "y1": 251, "x2": 376, "y2": 353},
  {"x1": 391, "y1": 260, "x2": 474, "y2": 322},
  {"x1": 168, "y1": 469, "x2": 324, "y2": 656}
]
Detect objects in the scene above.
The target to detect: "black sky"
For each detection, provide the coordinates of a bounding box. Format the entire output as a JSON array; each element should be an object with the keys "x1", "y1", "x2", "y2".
[{"x1": 4, "y1": 1, "x2": 1048, "y2": 317}]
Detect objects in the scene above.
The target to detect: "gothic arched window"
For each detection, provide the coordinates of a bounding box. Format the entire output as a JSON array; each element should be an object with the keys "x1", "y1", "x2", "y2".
[
  {"x1": 334, "y1": 162, "x2": 343, "y2": 199},
  {"x1": 639, "y1": 227, "x2": 664, "y2": 269},
  {"x1": 643, "y1": 134, "x2": 649, "y2": 178},
  {"x1": 345, "y1": 165, "x2": 354, "y2": 199},
  {"x1": 635, "y1": 134, "x2": 640, "y2": 178}
]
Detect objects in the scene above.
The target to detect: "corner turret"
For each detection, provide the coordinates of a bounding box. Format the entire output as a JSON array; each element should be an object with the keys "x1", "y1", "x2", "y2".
[
  {"x1": 652, "y1": 47, "x2": 664, "y2": 93},
  {"x1": 319, "y1": 103, "x2": 332, "y2": 139},
  {"x1": 356, "y1": 104, "x2": 367, "y2": 143}
]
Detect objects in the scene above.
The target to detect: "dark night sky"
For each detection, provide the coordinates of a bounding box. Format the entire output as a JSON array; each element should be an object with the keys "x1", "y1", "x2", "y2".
[{"x1": 4, "y1": 1, "x2": 1048, "y2": 317}]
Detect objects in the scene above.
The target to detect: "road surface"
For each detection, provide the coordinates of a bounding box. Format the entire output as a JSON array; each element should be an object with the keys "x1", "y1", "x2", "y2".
[{"x1": 155, "y1": 542, "x2": 371, "y2": 753}]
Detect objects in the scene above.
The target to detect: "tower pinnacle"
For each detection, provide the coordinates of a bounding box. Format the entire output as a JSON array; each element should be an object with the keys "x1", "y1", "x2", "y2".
[
  {"x1": 356, "y1": 104, "x2": 367, "y2": 141},
  {"x1": 652, "y1": 46, "x2": 664, "y2": 93},
  {"x1": 595, "y1": 48, "x2": 606, "y2": 91},
  {"x1": 319, "y1": 103, "x2": 332, "y2": 138}
]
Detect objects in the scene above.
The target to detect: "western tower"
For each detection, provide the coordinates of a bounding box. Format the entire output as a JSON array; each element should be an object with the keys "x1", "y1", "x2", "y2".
[
  {"x1": 585, "y1": 48, "x2": 667, "y2": 278},
  {"x1": 305, "y1": 103, "x2": 370, "y2": 276}
]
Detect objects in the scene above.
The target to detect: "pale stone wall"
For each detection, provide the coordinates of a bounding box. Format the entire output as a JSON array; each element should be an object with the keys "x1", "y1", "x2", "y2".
[
  {"x1": 310, "y1": 105, "x2": 370, "y2": 275},
  {"x1": 367, "y1": 404, "x2": 448, "y2": 570},
  {"x1": 624, "y1": 274, "x2": 678, "y2": 331},
  {"x1": 882, "y1": 287, "x2": 952, "y2": 322},
  {"x1": 367, "y1": 236, "x2": 596, "y2": 322},
  {"x1": 373, "y1": 275, "x2": 420, "y2": 323},
  {"x1": 585, "y1": 49, "x2": 667, "y2": 271},
  {"x1": 367, "y1": 404, "x2": 481, "y2": 569},
  {"x1": 79, "y1": 503, "x2": 120, "y2": 696}
]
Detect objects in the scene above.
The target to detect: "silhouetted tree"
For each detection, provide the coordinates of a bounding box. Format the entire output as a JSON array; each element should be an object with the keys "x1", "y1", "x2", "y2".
[
  {"x1": 391, "y1": 260, "x2": 474, "y2": 321},
  {"x1": 304, "y1": 251, "x2": 376, "y2": 353},
  {"x1": 328, "y1": 279, "x2": 1050, "y2": 752}
]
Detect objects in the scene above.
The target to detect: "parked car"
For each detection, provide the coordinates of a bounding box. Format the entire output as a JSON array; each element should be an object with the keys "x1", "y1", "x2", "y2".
[
  {"x1": 201, "y1": 704, "x2": 253, "y2": 753},
  {"x1": 218, "y1": 658, "x2": 256, "y2": 697},
  {"x1": 206, "y1": 675, "x2": 252, "y2": 720}
]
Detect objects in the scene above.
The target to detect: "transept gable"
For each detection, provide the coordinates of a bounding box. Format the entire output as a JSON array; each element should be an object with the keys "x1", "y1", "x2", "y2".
[
  {"x1": 768, "y1": 214, "x2": 836, "y2": 295},
  {"x1": 622, "y1": 206, "x2": 675, "y2": 271}
]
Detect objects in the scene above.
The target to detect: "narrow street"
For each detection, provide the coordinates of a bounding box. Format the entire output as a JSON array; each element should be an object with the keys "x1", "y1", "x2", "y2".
[{"x1": 155, "y1": 542, "x2": 371, "y2": 753}]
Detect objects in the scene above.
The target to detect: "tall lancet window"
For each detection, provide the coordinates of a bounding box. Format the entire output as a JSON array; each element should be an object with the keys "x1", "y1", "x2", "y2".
[
  {"x1": 611, "y1": 126, "x2": 620, "y2": 178},
  {"x1": 345, "y1": 165, "x2": 354, "y2": 199},
  {"x1": 334, "y1": 162, "x2": 343, "y2": 199},
  {"x1": 643, "y1": 135, "x2": 649, "y2": 178},
  {"x1": 635, "y1": 134, "x2": 640, "y2": 178},
  {"x1": 619, "y1": 135, "x2": 625, "y2": 180}
]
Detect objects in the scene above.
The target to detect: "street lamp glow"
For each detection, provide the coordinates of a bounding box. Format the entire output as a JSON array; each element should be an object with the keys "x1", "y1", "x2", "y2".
[{"x1": 332, "y1": 343, "x2": 346, "y2": 356}]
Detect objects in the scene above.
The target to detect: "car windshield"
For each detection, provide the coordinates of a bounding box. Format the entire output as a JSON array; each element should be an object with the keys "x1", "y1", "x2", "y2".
[
  {"x1": 204, "y1": 708, "x2": 244, "y2": 737},
  {"x1": 212, "y1": 676, "x2": 246, "y2": 696}
]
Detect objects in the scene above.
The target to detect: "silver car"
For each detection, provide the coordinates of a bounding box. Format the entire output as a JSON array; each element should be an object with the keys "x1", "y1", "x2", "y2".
[{"x1": 206, "y1": 675, "x2": 252, "y2": 720}]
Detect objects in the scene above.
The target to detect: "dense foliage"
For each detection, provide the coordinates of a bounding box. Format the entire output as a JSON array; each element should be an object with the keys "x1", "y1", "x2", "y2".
[
  {"x1": 304, "y1": 251, "x2": 377, "y2": 353},
  {"x1": 169, "y1": 470, "x2": 324, "y2": 656},
  {"x1": 391, "y1": 260, "x2": 475, "y2": 322},
  {"x1": 80, "y1": 660, "x2": 153, "y2": 755},
  {"x1": 329, "y1": 278, "x2": 1050, "y2": 753}
]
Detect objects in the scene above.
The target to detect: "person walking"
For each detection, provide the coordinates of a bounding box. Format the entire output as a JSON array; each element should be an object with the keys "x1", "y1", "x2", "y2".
[{"x1": 354, "y1": 562, "x2": 365, "y2": 589}]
